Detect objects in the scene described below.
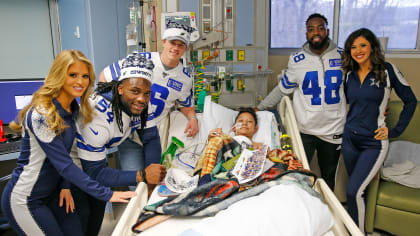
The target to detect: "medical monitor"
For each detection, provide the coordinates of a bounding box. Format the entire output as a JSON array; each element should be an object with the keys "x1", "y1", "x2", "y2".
[
  {"x1": 0, "y1": 80, "x2": 44, "y2": 124},
  {"x1": 161, "y1": 12, "x2": 199, "y2": 42}
]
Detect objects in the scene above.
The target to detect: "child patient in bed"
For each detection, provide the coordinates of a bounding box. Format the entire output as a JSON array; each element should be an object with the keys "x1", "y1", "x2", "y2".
[
  {"x1": 195, "y1": 107, "x2": 267, "y2": 181},
  {"x1": 207, "y1": 107, "x2": 263, "y2": 150}
]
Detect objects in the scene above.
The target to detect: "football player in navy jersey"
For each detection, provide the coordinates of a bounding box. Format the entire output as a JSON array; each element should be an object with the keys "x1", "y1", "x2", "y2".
[
  {"x1": 257, "y1": 13, "x2": 345, "y2": 191},
  {"x1": 99, "y1": 22, "x2": 198, "y2": 190},
  {"x1": 1, "y1": 50, "x2": 136, "y2": 236},
  {"x1": 341, "y1": 28, "x2": 417, "y2": 232}
]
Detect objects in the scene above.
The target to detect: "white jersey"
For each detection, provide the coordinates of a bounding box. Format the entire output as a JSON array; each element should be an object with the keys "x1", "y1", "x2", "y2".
[
  {"x1": 103, "y1": 52, "x2": 194, "y2": 127},
  {"x1": 279, "y1": 41, "x2": 346, "y2": 144},
  {"x1": 76, "y1": 94, "x2": 146, "y2": 161}
]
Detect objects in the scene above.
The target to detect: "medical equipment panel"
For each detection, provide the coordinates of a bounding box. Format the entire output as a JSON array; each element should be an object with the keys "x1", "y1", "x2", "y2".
[{"x1": 162, "y1": 0, "x2": 270, "y2": 109}]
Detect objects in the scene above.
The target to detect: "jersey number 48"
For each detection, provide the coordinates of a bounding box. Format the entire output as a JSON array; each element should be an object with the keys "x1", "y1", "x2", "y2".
[{"x1": 302, "y1": 70, "x2": 342, "y2": 105}]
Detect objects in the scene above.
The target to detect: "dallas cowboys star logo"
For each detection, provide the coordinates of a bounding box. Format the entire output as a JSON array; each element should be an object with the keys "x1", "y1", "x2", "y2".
[{"x1": 370, "y1": 78, "x2": 380, "y2": 88}]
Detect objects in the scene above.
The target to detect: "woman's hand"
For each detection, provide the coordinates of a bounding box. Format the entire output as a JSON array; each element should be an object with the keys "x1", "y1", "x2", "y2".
[
  {"x1": 59, "y1": 189, "x2": 75, "y2": 213},
  {"x1": 109, "y1": 191, "x2": 137, "y2": 203},
  {"x1": 374, "y1": 127, "x2": 388, "y2": 140},
  {"x1": 208, "y1": 128, "x2": 223, "y2": 140}
]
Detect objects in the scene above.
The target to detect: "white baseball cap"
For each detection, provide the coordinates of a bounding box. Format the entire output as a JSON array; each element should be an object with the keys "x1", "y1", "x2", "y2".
[{"x1": 119, "y1": 54, "x2": 154, "y2": 82}]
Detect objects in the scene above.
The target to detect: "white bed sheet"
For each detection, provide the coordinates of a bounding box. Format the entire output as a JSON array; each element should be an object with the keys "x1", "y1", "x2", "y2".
[
  {"x1": 141, "y1": 183, "x2": 334, "y2": 236},
  {"x1": 181, "y1": 184, "x2": 334, "y2": 236}
]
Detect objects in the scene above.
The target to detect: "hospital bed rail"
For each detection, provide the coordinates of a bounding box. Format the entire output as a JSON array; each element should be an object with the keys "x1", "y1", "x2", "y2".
[{"x1": 279, "y1": 96, "x2": 362, "y2": 236}]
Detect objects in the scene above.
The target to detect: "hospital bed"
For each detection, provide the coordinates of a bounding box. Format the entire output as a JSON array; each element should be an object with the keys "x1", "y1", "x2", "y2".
[{"x1": 112, "y1": 96, "x2": 362, "y2": 236}]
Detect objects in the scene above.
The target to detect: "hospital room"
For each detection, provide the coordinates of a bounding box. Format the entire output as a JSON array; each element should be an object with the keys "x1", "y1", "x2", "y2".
[{"x1": 1, "y1": 0, "x2": 419, "y2": 235}]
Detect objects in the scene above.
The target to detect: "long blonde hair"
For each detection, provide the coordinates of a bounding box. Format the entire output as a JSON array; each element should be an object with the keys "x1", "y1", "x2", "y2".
[{"x1": 10, "y1": 50, "x2": 95, "y2": 134}]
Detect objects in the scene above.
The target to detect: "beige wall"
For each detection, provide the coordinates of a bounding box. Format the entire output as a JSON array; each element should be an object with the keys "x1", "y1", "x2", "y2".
[{"x1": 268, "y1": 55, "x2": 420, "y2": 101}]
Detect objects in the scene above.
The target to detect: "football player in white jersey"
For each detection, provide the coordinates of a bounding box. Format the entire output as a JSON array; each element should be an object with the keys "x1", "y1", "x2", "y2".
[
  {"x1": 99, "y1": 22, "x2": 198, "y2": 185},
  {"x1": 256, "y1": 13, "x2": 345, "y2": 191},
  {"x1": 74, "y1": 54, "x2": 166, "y2": 235}
]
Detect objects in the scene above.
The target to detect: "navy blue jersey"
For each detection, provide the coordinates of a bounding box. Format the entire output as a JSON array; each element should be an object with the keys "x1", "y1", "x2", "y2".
[
  {"x1": 344, "y1": 62, "x2": 417, "y2": 138},
  {"x1": 8, "y1": 99, "x2": 113, "y2": 202}
]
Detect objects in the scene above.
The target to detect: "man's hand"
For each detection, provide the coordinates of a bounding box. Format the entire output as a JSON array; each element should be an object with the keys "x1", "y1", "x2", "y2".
[
  {"x1": 59, "y1": 189, "x2": 75, "y2": 213},
  {"x1": 180, "y1": 107, "x2": 199, "y2": 137},
  {"x1": 109, "y1": 191, "x2": 136, "y2": 203},
  {"x1": 184, "y1": 117, "x2": 199, "y2": 137},
  {"x1": 254, "y1": 108, "x2": 260, "y2": 112},
  {"x1": 144, "y1": 164, "x2": 166, "y2": 184}
]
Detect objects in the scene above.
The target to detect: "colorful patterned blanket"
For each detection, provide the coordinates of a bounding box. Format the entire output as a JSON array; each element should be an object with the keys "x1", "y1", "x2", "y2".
[{"x1": 132, "y1": 135, "x2": 316, "y2": 233}]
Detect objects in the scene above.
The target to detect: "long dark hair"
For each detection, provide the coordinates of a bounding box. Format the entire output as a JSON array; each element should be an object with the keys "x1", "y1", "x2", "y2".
[
  {"x1": 96, "y1": 81, "x2": 148, "y2": 133},
  {"x1": 342, "y1": 28, "x2": 386, "y2": 84}
]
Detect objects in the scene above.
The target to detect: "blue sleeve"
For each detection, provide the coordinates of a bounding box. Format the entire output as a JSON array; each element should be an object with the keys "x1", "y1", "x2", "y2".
[
  {"x1": 386, "y1": 63, "x2": 418, "y2": 138},
  {"x1": 27, "y1": 115, "x2": 113, "y2": 202},
  {"x1": 138, "y1": 126, "x2": 162, "y2": 166},
  {"x1": 80, "y1": 158, "x2": 137, "y2": 187},
  {"x1": 109, "y1": 60, "x2": 122, "y2": 81},
  {"x1": 59, "y1": 179, "x2": 71, "y2": 189}
]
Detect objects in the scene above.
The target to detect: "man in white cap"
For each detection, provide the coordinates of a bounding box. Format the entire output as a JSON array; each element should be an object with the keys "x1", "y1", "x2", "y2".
[
  {"x1": 72, "y1": 54, "x2": 166, "y2": 235},
  {"x1": 99, "y1": 20, "x2": 198, "y2": 182}
]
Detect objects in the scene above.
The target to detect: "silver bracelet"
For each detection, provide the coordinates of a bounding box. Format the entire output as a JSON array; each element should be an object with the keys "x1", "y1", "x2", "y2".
[{"x1": 188, "y1": 116, "x2": 198, "y2": 121}]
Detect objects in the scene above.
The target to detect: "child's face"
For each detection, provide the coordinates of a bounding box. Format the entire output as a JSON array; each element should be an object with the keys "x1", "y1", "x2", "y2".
[{"x1": 234, "y1": 112, "x2": 258, "y2": 138}]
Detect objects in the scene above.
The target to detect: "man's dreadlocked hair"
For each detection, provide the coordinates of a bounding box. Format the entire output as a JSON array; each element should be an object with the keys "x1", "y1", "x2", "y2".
[
  {"x1": 95, "y1": 53, "x2": 154, "y2": 133},
  {"x1": 95, "y1": 81, "x2": 148, "y2": 133}
]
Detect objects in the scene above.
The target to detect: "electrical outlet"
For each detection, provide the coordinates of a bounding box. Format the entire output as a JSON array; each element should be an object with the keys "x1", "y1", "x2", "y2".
[
  {"x1": 238, "y1": 50, "x2": 245, "y2": 61},
  {"x1": 217, "y1": 66, "x2": 226, "y2": 79},
  {"x1": 203, "y1": 50, "x2": 210, "y2": 59},
  {"x1": 203, "y1": 21, "x2": 211, "y2": 33},
  {"x1": 226, "y1": 50, "x2": 233, "y2": 61}
]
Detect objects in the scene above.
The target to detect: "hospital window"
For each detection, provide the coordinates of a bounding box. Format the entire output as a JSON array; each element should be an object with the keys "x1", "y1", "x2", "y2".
[{"x1": 270, "y1": 0, "x2": 420, "y2": 53}]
